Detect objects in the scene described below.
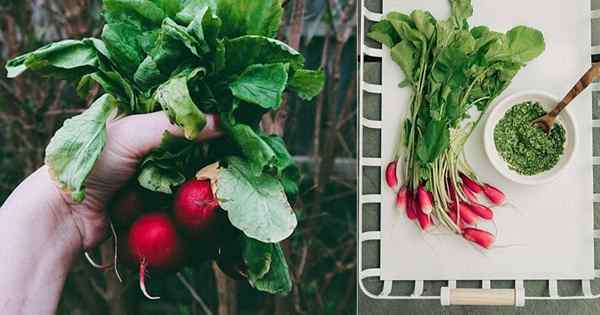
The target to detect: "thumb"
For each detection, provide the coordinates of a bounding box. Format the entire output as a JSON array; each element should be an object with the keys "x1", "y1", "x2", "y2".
[{"x1": 105, "y1": 111, "x2": 221, "y2": 159}]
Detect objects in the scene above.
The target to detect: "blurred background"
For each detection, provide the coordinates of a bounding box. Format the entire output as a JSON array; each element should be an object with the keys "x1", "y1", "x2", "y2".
[{"x1": 0, "y1": 0, "x2": 357, "y2": 314}]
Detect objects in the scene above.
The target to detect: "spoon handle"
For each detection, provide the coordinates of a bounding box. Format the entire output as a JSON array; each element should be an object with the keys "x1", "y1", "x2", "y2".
[{"x1": 549, "y1": 63, "x2": 600, "y2": 117}]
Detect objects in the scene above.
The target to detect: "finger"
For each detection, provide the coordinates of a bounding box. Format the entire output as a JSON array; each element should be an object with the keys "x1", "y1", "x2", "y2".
[{"x1": 106, "y1": 111, "x2": 221, "y2": 159}]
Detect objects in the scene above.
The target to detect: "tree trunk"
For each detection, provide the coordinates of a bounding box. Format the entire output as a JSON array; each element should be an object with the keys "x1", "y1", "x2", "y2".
[{"x1": 212, "y1": 262, "x2": 238, "y2": 315}]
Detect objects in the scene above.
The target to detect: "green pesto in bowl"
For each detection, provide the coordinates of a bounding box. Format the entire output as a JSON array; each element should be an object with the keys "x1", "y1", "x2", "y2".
[{"x1": 493, "y1": 101, "x2": 566, "y2": 176}]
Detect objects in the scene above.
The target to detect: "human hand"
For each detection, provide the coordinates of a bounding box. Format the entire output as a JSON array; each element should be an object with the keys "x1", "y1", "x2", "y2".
[
  {"x1": 66, "y1": 112, "x2": 220, "y2": 249},
  {"x1": 7, "y1": 112, "x2": 219, "y2": 251}
]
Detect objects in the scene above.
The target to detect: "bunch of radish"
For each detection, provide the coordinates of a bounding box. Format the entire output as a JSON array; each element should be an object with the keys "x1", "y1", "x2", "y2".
[
  {"x1": 386, "y1": 161, "x2": 504, "y2": 249},
  {"x1": 104, "y1": 165, "x2": 240, "y2": 299}
]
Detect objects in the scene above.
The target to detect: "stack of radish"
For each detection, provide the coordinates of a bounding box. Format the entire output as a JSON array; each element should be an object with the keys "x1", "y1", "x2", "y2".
[
  {"x1": 386, "y1": 161, "x2": 504, "y2": 249},
  {"x1": 108, "y1": 172, "x2": 239, "y2": 299}
]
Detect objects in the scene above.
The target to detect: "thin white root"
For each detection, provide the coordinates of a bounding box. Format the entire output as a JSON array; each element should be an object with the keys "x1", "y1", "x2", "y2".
[
  {"x1": 177, "y1": 273, "x2": 214, "y2": 315},
  {"x1": 84, "y1": 252, "x2": 112, "y2": 269},
  {"x1": 139, "y1": 260, "x2": 160, "y2": 300},
  {"x1": 110, "y1": 223, "x2": 123, "y2": 283}
]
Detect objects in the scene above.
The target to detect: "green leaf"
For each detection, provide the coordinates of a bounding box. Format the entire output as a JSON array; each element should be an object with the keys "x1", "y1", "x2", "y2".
[
  {"x1": 224, "y1": 35, "x2": 304, "y2": 74},
  {"x1": 175, "y1": 0, "x2": 217, "y2": 25},
  {"x1": 260, "y1": 135, "x2": 300, "y2": 197},
  {"x1": 229, "y1": 124, "x2": 276, "y2": 175},
  {"x1": 217, "y1": 157, "x2": 297, "y2": 243},
  {"x1": 506, "y1": 26, "x2": 545, "y2": 63},
  {"x1": 449, "y1": 0, "x2": 473, "y2": 29},
  {"x1": 101, "y1": 23, "x2": 145, "y2": 77},
  {"x1": 45, "y1": 95, "x2": 117, "y2": 202},
  {"x1": 155, "y1": 70, "x2": 207, "y2": 140},
  {"x1": 138, "y1": 164, "x2": 186, "y2": 194},
  {"x1": 259, "y1": 135, "x2": 295, "y2": 176},
  {"x1": 367, "y1": 20, "x2": 399, "y2": 48},
  {"x1": 411, "y1": 10, "x2": 436, "y2": 40},
  {"x1": 217, "y1": 0, "x2": 283, "y2": 39},
  {"x1": 416, "y1": 120, "x2": 450, "y2": 163},
  {"x1": 230, "y1": 63, "x2": 289, "y2": 110},
  {"x1": 147, "y1": 22, "x2": 194, "y2": 76},
  {"x1": 247, "y1": 240, "x2": 292, "y2": 295},
  {"x1": 103, "y1": 0, "x2": 166, "y2": 25},
  {"x1": 162, "y1": 17, "x2": 208, "y2": 57},
  {"x1": 242, "y1": 237, "x2": 272, "y2": 280},
  {"x1": 390, "y1": 41, "x2": 418, "y2": 84},
  {"x1": 134, "y1": 56, "x2": 167, "y2": 91},
  {"x1": 287, "y1": 69, "x2": 325, "y2": 100},
  {"x1": 6, "y1": 39, "x2": 98, "y2": 78},
  {"x1": 138, "y1": 131, "x2": 196, "y2": 193}
]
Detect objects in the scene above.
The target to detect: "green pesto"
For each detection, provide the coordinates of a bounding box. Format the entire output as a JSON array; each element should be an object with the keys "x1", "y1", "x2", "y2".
[{"x1": 494, "y1": 101, "x2": 566, "y2": 176}]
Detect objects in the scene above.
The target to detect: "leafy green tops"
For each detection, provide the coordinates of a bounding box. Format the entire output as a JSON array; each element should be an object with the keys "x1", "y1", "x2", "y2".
[{"x1": 7, "y1": 0, "x2": 326, "y2": 295}]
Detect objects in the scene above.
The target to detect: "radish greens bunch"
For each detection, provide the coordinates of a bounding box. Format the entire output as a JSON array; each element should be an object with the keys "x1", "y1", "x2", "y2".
[
  {"x1": 7, "y1": 0, "x2": 324, "y2": 295},
  {"x1": 370, "y1": 0, "x2": 544, "y2": 246}
]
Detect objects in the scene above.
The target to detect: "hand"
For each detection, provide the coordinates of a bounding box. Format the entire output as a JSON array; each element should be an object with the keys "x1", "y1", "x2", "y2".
[
  {"x1": 63, "y1": 112, "x2": 221, "y2": 250},
  {"x1": 2, "y1": 111, "x2": 220, "y2": 251}
]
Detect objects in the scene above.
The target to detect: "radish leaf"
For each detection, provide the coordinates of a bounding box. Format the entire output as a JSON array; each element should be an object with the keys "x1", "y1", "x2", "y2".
[
  {"x1": 155, "y1": 69, "x2": 207, "y2": 140},
  {"x1": 242, "y1": 237, "x2": 292, "y2": 295},
  {"x1": 230, "y1": 63, "x2": 289, "y2": 110},
  {"x1": 217, "y1": 157, "x2": 297, "y2": 243},
  {"x1": 287, "y1": 69, "x2": 326, "y2": 101},
  {"x1": 217, "y1": 0, "x2": 283, "y2": 39},
  {"x1": 6, "y1": 39, "x2": 98, "y2": 79},
  {"x1": 45, "y1": 94, "x2": 117, "y2": 202},
  {"x1": 224, "y1": 36, "x2": 304, "y2": 74}
]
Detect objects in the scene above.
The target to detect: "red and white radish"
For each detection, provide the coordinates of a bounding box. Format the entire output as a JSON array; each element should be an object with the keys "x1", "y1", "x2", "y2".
[
  {"x1": 416, "y1": 200, "x2": 431, "y2": 230},
  {"x1": 462, "y1": 227, "x2": 495, "y2": 249},
  {"x1": 450, "y1": 202, "x2": 477, "y2": 225},
  {"x1": 396, "y1": 186, "x2": 407, "y2": 211},
  {"x1": 385, "y1": 161, "x2": 398, "y2": 189},
  {"x1": 460, "y1": 174, "x2": 482, "y2": 194},
  {"x1": 482, "y1": 183, "x2": 505, "y2": 206},
  {"x1": 406, "y1": 192, "x2": 418, "y2": 220},
  {"x1": 469, "y1": 202, "x2": 493, "y2": 220},
  {"x1": 128, "y1": 213, "x2": 184, "y2": 300},
  {"x1": 417, "y1": 186, "x2": 433, "y2": 214},
  {"x1": 173, "y1": 179, "x2": 221, "y2": 239}
]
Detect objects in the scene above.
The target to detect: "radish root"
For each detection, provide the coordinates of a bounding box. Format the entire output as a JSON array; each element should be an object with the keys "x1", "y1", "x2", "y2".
[
  {"x1": 110, "y1": 223, "x2": 123, "y2": 283},
  {"x1": 139, "y1": 259, "x2": 160, "y2": 300},
  {"x1": 84, "y1": 251, "x2": 112, "y2": 269}
]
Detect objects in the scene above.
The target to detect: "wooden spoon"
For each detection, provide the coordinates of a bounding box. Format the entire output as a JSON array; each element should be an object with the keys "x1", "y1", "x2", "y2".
[{"x1": 533, "y1": 63, "x2": 600, "y2": 133}]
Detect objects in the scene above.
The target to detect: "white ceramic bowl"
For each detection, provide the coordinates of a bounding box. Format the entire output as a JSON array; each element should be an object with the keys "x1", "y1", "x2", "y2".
[{"x1": 483, "y1": 90, "x2": 577, "y2": 185}]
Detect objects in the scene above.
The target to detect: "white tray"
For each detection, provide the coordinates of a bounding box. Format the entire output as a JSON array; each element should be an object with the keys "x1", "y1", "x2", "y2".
[{"x1": 358, "y1": 0, "x2": 600, "y2": 306}]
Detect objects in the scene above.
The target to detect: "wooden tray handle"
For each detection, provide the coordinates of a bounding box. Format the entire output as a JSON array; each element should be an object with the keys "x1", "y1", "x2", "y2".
[{"x1": 440, "y1": 287, "x2": 525, "y2": 307}]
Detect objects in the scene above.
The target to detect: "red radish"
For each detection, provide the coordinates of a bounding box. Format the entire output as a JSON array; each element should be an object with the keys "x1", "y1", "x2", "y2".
[
  {"x1": 469, "y1": 202, "x2": 493, "y2": 220},
  {"x1": 406, "y1": 193, "x2": 418, "y2": 220},
  {"x1": 462, "y1": 186, "x2": 478, "y2": 204},
  {"x1": 128, "y1": 213, "x2": 185, "y2": 299},
  {"x1": 482, "y1": 183, "x2": 505, "y2": 205},
  {"x1": 463, "y1": 227, "x2": 495, "y2": 249},
  {"x1": 450, "y1": 202, "x2": 477, "y2": 225},
  {"x1": 417, "y1": 186, "x2": 433, "y2": 214},
  {"x1": 109, "y1": 185, "x2": 145, "y2": 227},
  {"x1": 396, "y1": 186, "x2": 408, "y2": 211},
  {"x1": 416, "y1": 200, "x2": 431, "y2": 230},
  {"x1": 447, "y1": 211, "x2": 465, "y2": 230},
  {"x1": 385, "y1": 161, "x2": 398, "y2": 189},
  {"x1": 173, "y1": 179, "x2": 221, "y2": 241},
  {"x1": 460, "y1": 174, "x2": 482, "y2": 194}
]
